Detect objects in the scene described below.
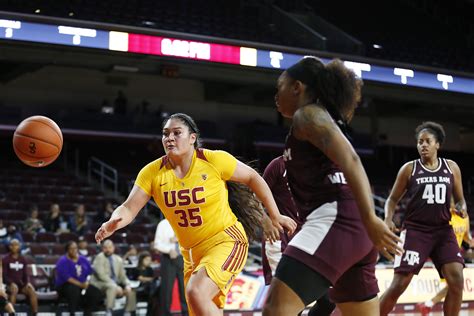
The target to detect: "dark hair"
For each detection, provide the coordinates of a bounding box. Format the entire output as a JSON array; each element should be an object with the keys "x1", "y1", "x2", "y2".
[
  {"x1": 65, "y1": 240, "x2": 77, "y2": 253},
  {"x1": 415, "y1": 121, "x2": 446, "y2": 146},
  {"x1": 286, "y1": 57, "x2": 363, "y2": 128},
  {"x1": 137, "y1": 251, "x2": 151, "y2": 269},
  {"x1": 162, "y1": 113, "x2": 202, "y2": 148},
  {"x1": 227, "y1": 178, "x2": 265, "y2": 242}
]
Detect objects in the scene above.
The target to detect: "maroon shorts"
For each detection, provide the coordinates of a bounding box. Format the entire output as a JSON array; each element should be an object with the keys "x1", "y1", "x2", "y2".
[
  {"x1": 284, "y1": 200, "x2": 379, "y2": 303},
  {"x1": 394, "y1": 225, "x2": 464, "y2": 277}
]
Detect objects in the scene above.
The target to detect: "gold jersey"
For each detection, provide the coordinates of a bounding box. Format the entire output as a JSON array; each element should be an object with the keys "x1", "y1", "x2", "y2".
[
  {"x1": 135, "y1": 148, "x2": 239, "y2": 249},
  {"x1": 450, "y1": 212, "x2": 469, "y2": 247}
]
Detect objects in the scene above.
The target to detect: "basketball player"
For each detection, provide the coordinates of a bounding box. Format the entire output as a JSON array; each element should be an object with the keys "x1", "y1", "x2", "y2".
[
  {"x1": 417, "y1": 200, "x2": 472, "y2": 315},
  {"x1": 95, "y1": 113, "x2": 297, "y2": 316},
  {"x1": 261, "y1": 156, "x2": 335, "y2": 316},
  {"x1": 380, "y1": 122, "x2": 466, "y2": 316},
  {"x1": 263, "y1": 56, "x2": 403, "y2": 316}
]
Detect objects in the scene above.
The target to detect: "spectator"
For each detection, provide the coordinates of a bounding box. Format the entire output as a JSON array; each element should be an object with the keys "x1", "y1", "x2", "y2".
[
  {"x1": 0, "y1": 260, "x2": 15, "y2": 315},
  {"x1": 128, "y1": 251, "x2": 159, "y2": 316},
  {"x1": 91, "y1": 240, "x2": 136, "y2": 315},
  {"x1": 55, "y1": 241, "x2": 103, "y2": 316},
  {"x1": 45, "y1": 203, "x2": 69, "y2": 233},
  {"x1": 154, "y1": 219, "x2": 188, "y2": 316},
  {"x1": 23, "y1": 205, "x2": 45, "y2": 234},
  {"x1": 2, "y1": 239, "x2": 38, "y2": 315},
  {"x1": 123, "y1": 245, "x2": 138, "y2": 266},
  {"x1": 2, "y1": 225, "x2": 24, "y2": 250},
  {"x1": 69, "y1": 204, "x2": 89, "y2": 235},
  {"x1": 96, "y1": 201, "x2": 115, "y2": 223},
  {"x1": 77, "y1": 236, "x2": 92, "y2": 261}
]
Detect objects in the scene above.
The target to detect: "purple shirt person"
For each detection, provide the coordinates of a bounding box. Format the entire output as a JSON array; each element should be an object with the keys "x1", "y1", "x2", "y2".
[
  {"x1": 55, "y1": 241, "x2": 102, "y2": 316},
  {"x1": 55, "y1": 254, "x2": 92, "y2": 287}
]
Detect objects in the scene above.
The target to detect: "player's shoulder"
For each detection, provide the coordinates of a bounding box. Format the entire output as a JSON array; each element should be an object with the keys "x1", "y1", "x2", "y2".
[
  {"x1": 265, "y1": 156, "x2": 284, "y2": 172},
  {"x1": 293, "y1": 104, "x2": 332, "y2": 132},
  {"x1": 198, "y1": 148, "x2": 234, "y2": 162},
  {"x1": 399, "y1": 160, "x2": 416, "y2": 176},
  {"x1": 141, "y1": 156, "x2": 167, "y2": 172},
  {"x1": 444, "y1": 158, "x2": 459, "y2": 169}
]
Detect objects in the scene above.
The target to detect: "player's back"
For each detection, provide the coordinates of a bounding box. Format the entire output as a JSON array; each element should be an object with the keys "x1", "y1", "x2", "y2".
[{"x1": 284, "y1": 130, "x2": 353, "y2": 218}]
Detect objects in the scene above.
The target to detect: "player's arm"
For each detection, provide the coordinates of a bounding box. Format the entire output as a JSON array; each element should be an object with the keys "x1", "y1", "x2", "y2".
[
  {"x1": 448, "y1": 160, "x2": 468, "y2": 218},
  {"x1": 384, "y1": 162, "x2": 411, "y2": 232},
  {"x1": 95, "y1": 185, "x2": 150, "y2": 243},
  {"x1": 293, "y1": 104, "x2": 403, "y2": 259},
  {"x1": 230, "y1": 161, "x2": 297, "y2": 235}
]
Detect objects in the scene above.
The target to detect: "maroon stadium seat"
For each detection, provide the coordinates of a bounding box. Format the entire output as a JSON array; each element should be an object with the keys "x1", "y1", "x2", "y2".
[{"x1": 36, "y1": 232, "x2": 57, "y2": 243}]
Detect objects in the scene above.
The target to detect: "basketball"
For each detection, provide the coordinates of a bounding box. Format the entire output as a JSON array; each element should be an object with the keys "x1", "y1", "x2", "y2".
[{"x1": 12, "y1": 115, "x2": 63, "y2": 167}]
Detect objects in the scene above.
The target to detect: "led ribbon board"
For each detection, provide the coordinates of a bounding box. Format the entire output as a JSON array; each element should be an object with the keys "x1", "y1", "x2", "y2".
[{"x1": 1, "y1": 17, "x2": 473, "y2": 95}]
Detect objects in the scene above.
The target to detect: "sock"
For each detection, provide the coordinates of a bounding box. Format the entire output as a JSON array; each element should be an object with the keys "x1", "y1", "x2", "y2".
[{"x1": 424, "y1": 300, "x2": 434, "y2": 308}]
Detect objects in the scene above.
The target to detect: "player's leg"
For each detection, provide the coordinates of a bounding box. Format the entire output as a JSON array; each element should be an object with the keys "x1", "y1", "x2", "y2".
[
  {"x1": 338, "y1": 296, "x2": 379, "y2": 316},
  {"x1": 417, "y1": 283, "x2": 448, "y2": 314},
  {"x1": 186, "y1": 222, "x2": 248, "y2": 316},
  {"x1": 186, "y1": 267, "x2": 222, "y2": 316},
  {"x1": 379, "y1": 273, "x2": 414, "y2": 315},
  {"x1": 380, "y1": 228, "x2": 433, "y2": 315},
  {"x1": 441, "y1": 262, "x2": 463, "y2": 316},
  {"x1": 6, "y1": 283, "x2": 18, "y2": 304},
  {"x1": 22, "y1": 283, "x2": 38, "y2": 314},
  {"x1": 263, "y1": 255, "x2": 331, "y2": 316},
  {"x1": 431, "y1": 285, "x2": 449, "y2": 305},
  {"x1": 307, "y1": 292, "x2": 336, "y2": 316},
  {"x1": 330, "y1": 248, "x2": 379, "y2": 316}
]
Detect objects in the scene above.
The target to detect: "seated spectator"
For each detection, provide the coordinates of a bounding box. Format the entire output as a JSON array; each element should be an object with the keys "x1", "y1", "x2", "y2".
[
  {"x1": 2, "y1": 239, "x2": 38, "y2": 315},
  {"x1": 0, "y1": 260, "x2": 15, "y2": 315},
  {"x1": 128, "y1": 251, "x2": 159, "y2": 316},
  {"x1": 55, "y1": 241, "x2": 103, "y2": 316},
  {"x1": 69, "y1": 204, "x2": 89, "y2": 235},
  {"x1": 77, "y1": 236, "x2": 93, "y2": 262},
  {"x1": 2, "y1": 225, "x2": 24, "y2": 251},
  {"x1": 23, "y1": 205, "x2": 45, "y2": 234},
  {"x1": 45, "y1": 203, "x2": 69, "y2": 233},
  {"x1": 123, "y1": 245, "x2": 138, "y2": 266},
  {"x1": 91, "y1": 240, "x2": 136, "y2": 315},
  {"x1": 95, "y1": 201, "x2": 115, "y2": 223}
]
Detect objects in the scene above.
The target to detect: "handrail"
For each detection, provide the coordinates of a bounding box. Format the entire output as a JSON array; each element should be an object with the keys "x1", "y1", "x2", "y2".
[{"x1": 87, "y1": 156, "x2": 118, "y2": 198}]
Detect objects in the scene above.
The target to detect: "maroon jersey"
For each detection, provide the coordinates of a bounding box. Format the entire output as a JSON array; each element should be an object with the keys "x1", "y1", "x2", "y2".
[
  {"x1": 404, "y1": 158, "x2": 453, "y2": 229},
  {"x1": 2, "y1": 254, "x2": 28, "y2": 288},
  {"x1": 263, "y1": 156, "x2": 302, "y2": 231},
  {"x1": 283, "y1": 130, "x2": 354, "y2": 218}
]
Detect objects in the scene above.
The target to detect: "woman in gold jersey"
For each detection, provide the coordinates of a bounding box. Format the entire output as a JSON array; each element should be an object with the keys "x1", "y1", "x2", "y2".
[{"x1": 96, "y1": 113, "x2": 297, "y2": 316}]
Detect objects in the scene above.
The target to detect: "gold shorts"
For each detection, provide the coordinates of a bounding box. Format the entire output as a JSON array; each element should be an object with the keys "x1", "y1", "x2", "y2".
[{"x1": 181, "y1": 221, "x2": 248, "y2": 313}]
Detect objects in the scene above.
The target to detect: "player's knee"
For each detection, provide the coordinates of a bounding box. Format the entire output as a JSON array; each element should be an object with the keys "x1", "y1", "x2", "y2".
[
  {"x1": 390, "y1": 279, "x2": 410, "y2": 295},
  {"x1": 185, "y1": 285, "x2": 202, "y2": 307},
  {"x1": 447, "y1": 272, "x2": 464, "y2": 294},
  {"x1": 262, "y1": 294, "x2": 284, "y2": 316}
]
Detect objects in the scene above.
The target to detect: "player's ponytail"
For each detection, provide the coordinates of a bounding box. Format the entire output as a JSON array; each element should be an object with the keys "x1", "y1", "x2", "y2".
[{"x1": 227, "y1": 181, "x2": 265, "y2": 242}]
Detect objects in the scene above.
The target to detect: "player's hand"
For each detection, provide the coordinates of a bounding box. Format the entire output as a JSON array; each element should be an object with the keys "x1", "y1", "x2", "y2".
[
  {"x1": 454, "y1": 205, "x2": 468, "y2": 218},
  {"x1": 95, "y1": 217, "x2": 123, "y2": 244},
  {"x1": 273, "y1": 215, "x2": 297, "y2": 236},
  {"x1": 262, "y1": 215, "x2": 280, "y2": 244},
  {"x1": 366, "y1": 216, "x2": 403, "y2": 261},
  {"x1": 0, "y1": 289, "x2": 7, "y2": 299},
  {"x1": 384, "y1": 218, "x2": 400, "y2": 233}
]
